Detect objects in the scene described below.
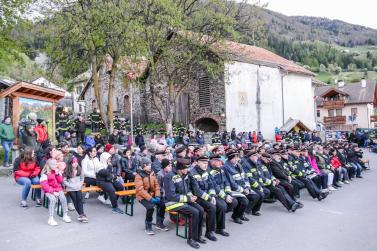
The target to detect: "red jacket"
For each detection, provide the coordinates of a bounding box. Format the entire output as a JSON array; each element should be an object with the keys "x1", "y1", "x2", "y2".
[
  {"x1": 252, "y1": 133, "x2": 258, "y2": 143},
  {"x1": 34, "y1": 124, "x2": 48, "y2": 144},
  {"x1": 14, "y1": 161, "x2": 41, "y2": 181},
  {"x1": 331, "y1": 156, "x2": 342, "y2": 169}
]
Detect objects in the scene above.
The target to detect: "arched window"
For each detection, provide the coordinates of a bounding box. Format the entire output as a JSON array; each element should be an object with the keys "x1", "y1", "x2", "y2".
[{"x1": 124, "y1": 95, "x2": 130, "y2": 114}]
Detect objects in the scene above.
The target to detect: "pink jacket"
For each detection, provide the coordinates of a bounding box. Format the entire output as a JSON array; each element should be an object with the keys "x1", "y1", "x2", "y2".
[
  {"x1": 308, "y1": 155, "x2": 321, "y2": 175},
  {"x1": 40, "y1": 170, "x2": 64, "y2": 193}
]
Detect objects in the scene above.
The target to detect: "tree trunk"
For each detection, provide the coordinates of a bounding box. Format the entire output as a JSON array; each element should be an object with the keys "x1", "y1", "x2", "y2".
[
  {"x1": 90, "y1": 53, "x2": 107, "y2": 129},
  {"x1": 107, "y1": 56, "x2": 118, "y2": 134},
  {"x1": 165, "y1": 112, "x2": 173, "y2": 135}
]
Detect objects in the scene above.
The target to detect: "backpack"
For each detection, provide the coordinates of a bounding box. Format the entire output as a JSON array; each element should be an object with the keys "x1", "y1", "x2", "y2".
[{"x1": 84, "y1": 135, "x2": 96, "y2": 149}]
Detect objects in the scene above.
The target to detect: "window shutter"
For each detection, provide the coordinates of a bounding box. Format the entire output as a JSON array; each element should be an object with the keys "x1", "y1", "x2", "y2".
[{"x1": 198, "y1": 76, "x2": 210, "y2": 108}]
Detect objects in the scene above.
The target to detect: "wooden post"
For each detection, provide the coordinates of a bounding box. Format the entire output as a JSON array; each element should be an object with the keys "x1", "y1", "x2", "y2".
[
  {"x1": 52, "y1": 102, "x2": 56, "y2": 144},
  {"x1": 12, "y1": 96, "x2": 20, "y2": 145}
]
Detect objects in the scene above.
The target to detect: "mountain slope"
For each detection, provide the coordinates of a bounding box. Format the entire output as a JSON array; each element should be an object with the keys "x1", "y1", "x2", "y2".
[{"x1": 260, "y1": 8, "x2": 377, "y2": 47}]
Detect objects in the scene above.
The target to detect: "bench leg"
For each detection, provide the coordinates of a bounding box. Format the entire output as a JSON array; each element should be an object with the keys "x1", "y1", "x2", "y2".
[
  {"x1": 125, "y1": 196, "x2": 134, "y2": 216},
  {"x1": 57, "y1": 199, "x2": 63, "y2": 217},
  {"x1": 31, "y1": 189, "x2": 36, "y2": 201},
  {"x1": 176, "y1": 213, "x2": 188, "y2": 239},
  {"x1": 43, "y1": 194, "x2": 49, "y2": 208}
]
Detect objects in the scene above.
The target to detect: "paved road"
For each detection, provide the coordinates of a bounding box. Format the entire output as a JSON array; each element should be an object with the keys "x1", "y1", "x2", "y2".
[{"x1": 1, "y1": 151, "x2": 377, "y2": 251}]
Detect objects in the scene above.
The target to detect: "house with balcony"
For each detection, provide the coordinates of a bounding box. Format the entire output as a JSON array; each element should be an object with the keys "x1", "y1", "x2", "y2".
[{"x1": 315, "y1": 79, "x2": 377, "y2": 131}]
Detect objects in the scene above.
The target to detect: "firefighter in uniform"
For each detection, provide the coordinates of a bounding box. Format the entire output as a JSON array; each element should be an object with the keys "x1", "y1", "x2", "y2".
[
  {"x1": 223, "y1": 150, "x2": 261, "y2": 223},
  {"x1": 242, "y1": 150, "x2": 268, "y2": 215},
  {"x1": 191, "y1": 155, "x2": 229, "y2": 241},
  {"x1": 211, "y1": 132, "x2": 221, "y2": 144},
  {"x1": 258, "y1": 152, "x2": 302, "y2": 212},
  {"x1": 57, "y1": 112, "x2": 69, "y2": 142},
  {"x1": 90, "y1": 109, "x2": 101, "y2": 133},
  {"x1": 163, "y1": 158, "x2": 206, "y2": 249},
  {"x1": 269, "y1": 151, "x2": 304, "y2": 208},
  {"x1": 209, "y1": 155, "x2": 248, "y2": 224},
  {"x1": 288, "y1": 148, "x2": 329, "y2": 201},
  {"x1": 113, "y1": 116, "x2": 121, "y2": 130},
  {"x1": 280, "y1": 150, "x2": 305, "y2": 198}
]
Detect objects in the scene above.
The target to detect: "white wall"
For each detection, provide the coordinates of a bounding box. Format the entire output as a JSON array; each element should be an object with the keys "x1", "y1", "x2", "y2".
[
  {"x1": 225, "y1": 61, "x2": 314, "y2": 140},
  {"x1": 283, "y1": 74, "x2": 316, "y2": 130}
]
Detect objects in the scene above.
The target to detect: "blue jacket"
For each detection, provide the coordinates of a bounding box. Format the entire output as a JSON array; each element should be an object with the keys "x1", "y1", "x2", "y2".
[
  {"x1": 190, "y1": 165, "x2": 215, "y2": 201},
  {"x1": 223, "y1": 160, "x2": 250, "y2": 193},
  {"x1": 241, "y1": 158, "x2": 262, "y2": 189},
  {"x1": 163, "y1": 171, "x2": 194, "y2": 211},
  {"x1": 209, "y1": 166, "x2": 232, "y2": 199},
  {"x1": 152, "y1": 159, "x2": 162, "y2": 174}
]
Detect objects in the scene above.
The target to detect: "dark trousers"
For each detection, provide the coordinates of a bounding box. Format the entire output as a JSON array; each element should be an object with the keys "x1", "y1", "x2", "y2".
[
  {"x1": 175, "y1": 202, "x2": 204, "y2": 241},
  {"x1": 92, "y1": 123, "x2": 99, "y2": 133},
  {"x1": 97, "y1": 180, "x2": 124, "y2": 208},
  {"x1": 279, "y1": 180, "x2": 295, "y2": 198},
  {"x1": 84, "y1": 177, "x2": 97, "y2": 187},
  {"x1": 291, "y1": 179, "x2": 305, "y2": 197},
  {"x1": 312, "y1": 174, "x2": 328, "y2": 189},
  {"x1": 231, "y1": 196, "x2": 248, "y2": 219},
  {"x1": 124, "y1": 172, "x2": 135, "y2": 182},
  {"x1": 266, "y1": 185, "x2": 295, "y2": 210},
  {"x1": 298, "y1": 177, "x2": 320, "y2": 199},
  {"x1": 197, "y1": 198, "x2": 217, "y2": 233},
  {"x1": 77, "y1": 132, "x2": 85, "y2": 143},
  {"x1": 140, "y1": 199, "x2": 165, "y2": 222},
  {"x1": 67, "y1": 191, "x2": 84, "y2": 215},
  {"x1": 245, "y1": 191, "x2": 263, "y2": 214},
  {"x1": 215, "y1": 198, "x2": 227, "y2": 230}
]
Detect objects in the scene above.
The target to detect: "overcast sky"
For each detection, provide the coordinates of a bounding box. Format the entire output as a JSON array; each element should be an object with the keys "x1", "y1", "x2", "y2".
[{"x1": 253, "y1": 0, "x2": 377, "y2": 29}]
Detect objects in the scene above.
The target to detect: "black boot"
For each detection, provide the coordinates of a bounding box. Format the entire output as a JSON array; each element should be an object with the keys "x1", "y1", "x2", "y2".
[{"x1": 187, "y1": 239, "x2": 200, "y2": 249}]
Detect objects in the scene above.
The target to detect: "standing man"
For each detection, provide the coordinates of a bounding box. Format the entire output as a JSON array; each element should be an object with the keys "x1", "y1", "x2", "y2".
[
  {"x1": 57, "y1": 112, "x2": 70, "y2": 143},
  {"x1": 90, "y1": 109, "x2": 101, "y2": 133},
  {"x1": 75, "y1": 115, "x2": 86, "y2": 144}
]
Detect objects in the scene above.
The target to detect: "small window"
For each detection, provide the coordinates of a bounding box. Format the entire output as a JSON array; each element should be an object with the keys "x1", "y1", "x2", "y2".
[
  {"x1": 198, "y1": 76, "x2": 211, "y2": 108},
  {"x1": 351, "y1": 108, "x2": 358, "y2": 116},
  {"x1": 328, "y1": 109, "x2": 335, "y2": 117},
  {"x1": 317, "y1": 109, "x2": 320, "y2": 117},
  {"x1": 77, "y1": 86, "x2": 83, "y2": 95},
  {"x1": 336, "y1": 109, "x2": 342, "y2": 116}
]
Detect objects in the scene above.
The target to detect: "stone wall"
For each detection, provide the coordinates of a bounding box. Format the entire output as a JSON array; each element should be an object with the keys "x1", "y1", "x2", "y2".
[{"x1": 83, "y1": 68, "x2": 142, "y2": 122}]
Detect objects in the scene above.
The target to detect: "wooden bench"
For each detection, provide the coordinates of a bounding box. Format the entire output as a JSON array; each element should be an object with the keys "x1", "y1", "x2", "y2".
[
  {"x1": 123, "y1": 182, "x2": 135, "y2": 188},
  {"x1": 81, "y1": 186, "x2": 103, "y2": 193},
  {"x1": 115, "y1": 190, "x2": 136, "y2": 216},
  {"x1": 166, "y1": 210, "x2": 189, "y2": 239},
  {"x1": 31, "y1": 185, "x2": 41, "y2": 201}
]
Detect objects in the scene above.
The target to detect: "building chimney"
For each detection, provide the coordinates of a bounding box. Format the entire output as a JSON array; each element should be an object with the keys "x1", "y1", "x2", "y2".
[
  {"x1": 337, "y1": 80, "x2": 345, "y2": 88},
  {"x1": 361, "y1": 78, "x2": 367, "y2": 88}
]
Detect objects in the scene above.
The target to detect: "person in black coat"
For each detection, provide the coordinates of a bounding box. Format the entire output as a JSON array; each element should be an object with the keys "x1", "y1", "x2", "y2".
[
  {"x1": 75, "y1": 115, "x2": 86, "y2": 144},
  {"x1": 108, "y1": 130, "x2": 120, "y2": 145},
  {"x1": 135, "y1": 132, "x2": 145, "y2": 148}
]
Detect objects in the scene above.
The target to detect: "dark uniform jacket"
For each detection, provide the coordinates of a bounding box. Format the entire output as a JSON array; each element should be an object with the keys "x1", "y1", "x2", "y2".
[
  {"x1": 241, "y1": 158, "x2": 262, "y2": 190},
  {"x1": 190, "y1": 165, "x2": 215, "y2": 201},
  {"x1": 209, "y1": 166, "x2": 232, "y2": 199},
  {"x1": 163, "y1": 171, "x2": 195, "y2": 211},
  {"x1": 223, "y1": 161, "x2": 250, "y2": 193},
  {"x1": 269, "y1": 160, "x2": 290, "y2": 182}
]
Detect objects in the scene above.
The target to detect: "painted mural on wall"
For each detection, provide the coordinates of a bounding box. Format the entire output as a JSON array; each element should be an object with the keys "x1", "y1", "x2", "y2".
[{"x1": 20, "y1": 97, "x2": 53, "y2": 137}]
